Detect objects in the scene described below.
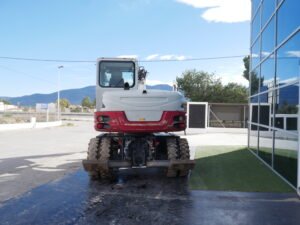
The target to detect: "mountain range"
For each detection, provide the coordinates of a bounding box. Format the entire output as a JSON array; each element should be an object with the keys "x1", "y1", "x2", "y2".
[{"x1": 2, "y1": 84, "x2": 173, "y2": 106}]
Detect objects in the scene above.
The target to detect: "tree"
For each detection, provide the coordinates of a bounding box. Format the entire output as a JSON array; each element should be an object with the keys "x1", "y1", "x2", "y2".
[
  {"x1": 176, "y1": 70, "x2": 223, "y2": 102},
  {"x1": 242, "y1": 55, "x2": 263, "y2": 94},
  {"x1": 81, "y1": 96, "x2": 92, "y2": 108},
  {"x1": 92, "y1": 98, "x2": 96, "y2": 108},
  {"x1": 59, "y1": 98, "x2": 70, "y2": 110},
  {"x1": 0, "y1": 99, "x2": 11, "y2": 105},
  {"x1": 176, "y1": 69, "x2": 247, "y2": 103},
  {"x1": 222, "y1": 83, "x2": 248, "y2": 103}
]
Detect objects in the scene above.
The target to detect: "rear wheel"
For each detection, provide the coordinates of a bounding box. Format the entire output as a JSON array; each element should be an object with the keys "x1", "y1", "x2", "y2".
[
  {"x1": 87, "y1": 137, "x2": 100, "y2": 179},
  {"x1": 166, "y1": 138, "x2": 179, "y2": 177},
  {"x1": 86, "y1": 137, "x2": 113, "y2": 180},
  {"x1": 98, "y1": 137, "x2": 113, "y2": 179},
  {"x1": 179, "y1": 138, "x2": 190, "y2": 177}
]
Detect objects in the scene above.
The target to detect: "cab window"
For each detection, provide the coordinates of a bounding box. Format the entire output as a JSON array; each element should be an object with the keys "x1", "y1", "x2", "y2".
[{"x1": 99, "y1": 61, "x2": 135, "y2": 88}]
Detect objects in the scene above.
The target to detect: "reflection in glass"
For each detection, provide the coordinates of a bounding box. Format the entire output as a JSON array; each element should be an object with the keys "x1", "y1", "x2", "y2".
[
  {"x1": 259, "y1": 95, "x2": 271, "y2": 126},
  {"x1": 250, "y1": 66, "x2": 260, "y2": 96},
  {"x1": 274, "y1": 131, "x2": 298, "y2": 186},
  {"x1": 275, "y1": 84, "x2": 299, "y2": 115},
  {"x1": 276, "y1": 31, "x2": 300, "y2": 86},
  {"x1": 277, "y1": 0, "x2": 300, "y2": 44},
  {"x1": 274, "y1": 84, "x2": 299, "y2": 130},
  {"x1": 261, "y1": 17, "x2": 275, "y2": 59},
  {"x1": 252, "y1": 0, "x2": 261, "y2": 17},
  {"x1": 251, "y1": 11, "x2": 261, "y2": 44},
  {"x1": 262, "y1": 0, "x2": 276, "y2": 27},
  {"x1": 261, "y1": 55, "x2": 275, "y2": 90},
  {"x1": 251, "y1": 40, "x2": 260, "y2": 70},
  {"x1": 258, "y1": 127, "x2": 273, "y2": 165},
  {"x1": 250, "y1": 97, "x2": 259, "y2": 124},
  {"x1": 249, "y1": 128, "x2": 258, "y2": 154}
]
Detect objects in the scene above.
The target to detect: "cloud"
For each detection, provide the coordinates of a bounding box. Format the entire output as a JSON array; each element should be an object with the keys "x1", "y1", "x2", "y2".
[
  {"x1": 117, "y1": 55, "x2": 138, "y2": 59},
  {"x1": 261, "y1": 51, "x2": 271, "y2": 57},
  {"x1": 176, "y1": 0, "x2": 251, "y2": 23},
  {"x1": 144, "y1": 54, "x2": 188, "y2": 61},
  {"x1": 146, "y1": 79, "x2": 174, "y2": 86},
  {"x1": 145, "y1": 54, "x2": 160, "y2": 60},
  {"x1": 286, "y1": 51, "x2": 300, "y2": 57},
  {"x1": 159, "y1": 55, "x2": 187, "y2": 61}
]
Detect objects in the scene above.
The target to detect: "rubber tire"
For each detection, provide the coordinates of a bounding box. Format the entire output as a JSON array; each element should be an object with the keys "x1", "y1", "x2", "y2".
[
  {"x1": 98, "y1": 137, "x2": 112, "y2": 179},
  {"x1": 179, "y1": 138, "x2": 190, "y2": 160},
  {"x1": 166, "y1": 138, "x2": 179, "y2": 177},
  {"x1": 179, "y1": 138, "x2": 190, "y2": 177},
  {"x1": 87, "y1": 137, "x2": 100, "y2": 179}
]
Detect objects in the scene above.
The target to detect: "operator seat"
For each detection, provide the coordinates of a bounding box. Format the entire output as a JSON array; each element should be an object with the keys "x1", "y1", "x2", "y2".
[{"x1": 109, "y1": 71, "x2": 124, "y2": 87}]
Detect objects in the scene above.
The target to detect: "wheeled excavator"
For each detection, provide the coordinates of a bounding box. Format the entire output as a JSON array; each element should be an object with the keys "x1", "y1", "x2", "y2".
[{"x1": 82, "y1": 58, "x2": 194, "y2": 179}]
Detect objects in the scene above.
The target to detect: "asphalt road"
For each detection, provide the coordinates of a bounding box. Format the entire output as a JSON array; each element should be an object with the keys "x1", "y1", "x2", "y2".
[
  {"x1": 0, "y1": 121, "x2": 97, "y2": 202},
  {"x1": 0, "y1": 169, "x2": 299, "y2": 225},
  {"x1": 0, "y1": 121, "x2": 299, "y2": 225},
  {"x1": 0, "y1": 120, "x2": 247, "y2": 203}
]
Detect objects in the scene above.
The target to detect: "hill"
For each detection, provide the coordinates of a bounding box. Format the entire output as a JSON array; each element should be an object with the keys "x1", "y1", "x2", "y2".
[{"x1": 3, "y1": 84, "x2": 173, "y2": 106}]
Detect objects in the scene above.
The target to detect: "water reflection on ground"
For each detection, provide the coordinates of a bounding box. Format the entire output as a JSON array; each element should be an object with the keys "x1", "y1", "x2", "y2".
[{"x1": 0, "y1": 169, "x2": 299, "y2": 225}]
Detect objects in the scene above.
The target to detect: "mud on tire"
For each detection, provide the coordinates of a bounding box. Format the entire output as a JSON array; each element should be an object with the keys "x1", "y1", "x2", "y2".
[
  {"x1": 166, "y1": 138, "x2": 179, "y2": 177},
  {"x1": 87, "y1": 137, "x2": 113, "y2": 180},
  {"x1": 87, "y1": 137, "x2": 100, "y2": 179},
  {"x1": 178, "y1": 138, "x2": 190, "y2": 177}
]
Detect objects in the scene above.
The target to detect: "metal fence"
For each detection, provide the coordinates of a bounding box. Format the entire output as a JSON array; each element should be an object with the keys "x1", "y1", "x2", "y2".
[{"x1": 208, "y1": 103, "x2": 248, "y2": 128}]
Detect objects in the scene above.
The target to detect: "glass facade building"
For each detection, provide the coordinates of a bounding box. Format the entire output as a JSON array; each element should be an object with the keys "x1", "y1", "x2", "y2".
[{"x1": 249, "y1": 0, "x2": 300, "y2": 194}]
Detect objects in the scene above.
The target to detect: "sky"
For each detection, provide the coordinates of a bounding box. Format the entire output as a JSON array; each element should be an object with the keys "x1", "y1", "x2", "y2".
[{"x1": 0, "y1": 0, "x2": 251, "y2": 97}]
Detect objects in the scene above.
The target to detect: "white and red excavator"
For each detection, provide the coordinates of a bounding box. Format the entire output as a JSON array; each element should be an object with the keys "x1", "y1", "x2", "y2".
[{"x1": 82, "y1": 58, "x2": 194, "y2": 179}]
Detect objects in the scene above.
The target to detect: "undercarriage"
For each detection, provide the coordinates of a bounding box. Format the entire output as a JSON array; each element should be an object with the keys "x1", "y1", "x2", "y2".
[{"x1": 82, "y1": 133, "x2": 195, "y2": 179}]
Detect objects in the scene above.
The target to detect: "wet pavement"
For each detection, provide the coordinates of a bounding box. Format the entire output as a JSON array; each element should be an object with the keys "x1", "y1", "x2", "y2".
[{"x1": 0, "y1": 169, "x2": 299, "y2": 225}]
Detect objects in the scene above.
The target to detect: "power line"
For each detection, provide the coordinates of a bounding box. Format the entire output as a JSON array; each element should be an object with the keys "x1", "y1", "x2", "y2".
[
  {"x1": 0, "y1": 55, "x2": 248, "y2": 63},
  {"x1": 140, "y1": 55, "x2": 247, "y2": 62},
  {"x1": 0, "y1": 64, "x2": 56, "y2": 85},
  {"x1": 0, "y1": 56, "x2": 94, "y2": 63}
]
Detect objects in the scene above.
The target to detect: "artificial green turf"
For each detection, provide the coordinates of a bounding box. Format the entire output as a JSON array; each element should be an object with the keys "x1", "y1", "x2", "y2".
[{"x1": 189, "y1": 146, "x2": 294, "y2": 192}]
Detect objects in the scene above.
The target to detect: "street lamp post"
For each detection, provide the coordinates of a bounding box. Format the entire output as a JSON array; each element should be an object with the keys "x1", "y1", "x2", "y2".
[{"x1": 57, "y1": 65, "x2": 64, "y2": 120}]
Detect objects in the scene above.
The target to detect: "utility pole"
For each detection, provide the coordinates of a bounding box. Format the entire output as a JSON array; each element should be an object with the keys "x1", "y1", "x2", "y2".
[{"x1": 57, "y1": 65, "x2": 64, "y2": 120}]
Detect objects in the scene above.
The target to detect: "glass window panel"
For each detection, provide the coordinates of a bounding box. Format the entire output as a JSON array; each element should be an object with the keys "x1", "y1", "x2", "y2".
[
  {"x1": 260, "y1": 55, "x2": 275, "y2": 91},
  {"x1": 249, "y1": 128, "x2": 259, "y2": 154},
  {"x1": 274, "y1": 84, "x2": 299, "y2": 129},
  {"x1": 251, "y1": 40, "x2": 261, "y2": 70},
  {"x1": 274, "y1": 131, "x2": 298, "y2": 187},
  {"x1": 251, "y1": 10, "x2": 261, "y2": 44},
  {"x1": 276, "y1": 31, "x2": 300, "y2": 86},
  {"x1": 262, "y1": 0, "x2": 276, "y2": 27},
  {"x1": 99, "y1": 61, "x2": 135, "y2": 88},
  {"x1": 259, "y1": 95, "x2": 271, "y2": 126},
  {"x1": 275, "y1": 84, "x2": 299, "y2": 115},
  {"x1": 250, "y1": 97, "x2": 259, "y2": 131},
  {"x1": 258, "y1": 127, "x2": 273, "y2": 165},
  {"x1": 286, "y1": 117, "x2": 298, "y2": 130},
  {"x1": 252, "y1": 0, "x2": 261, "y2": 16},
  {"x1": 250, "y1": 66, "x2": 260, "y2": 95},
  {"x1": 261, "y1": 17, "x2": 275, "y2": 59},
  {"x1": 277, "y1": 0, "x2": 300, "y2": 44}
]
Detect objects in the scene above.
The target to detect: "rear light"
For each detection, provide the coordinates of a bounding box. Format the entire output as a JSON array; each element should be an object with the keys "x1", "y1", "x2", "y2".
[
  {"x1": 96, "y1": 122, "x2": 110, "y2": 130},
  {"x1": 96, "y1": 123, "x2": 104, "y2": 129},
  {"x1": 173, "y1": 114, "x2": 186, "y2": 129},
  {"x1": 173, "y1": 115, "x2": 185, "y2": 122},
  {"x1": 97, "y1": 115, "x2": 110, "y2": 123}
]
